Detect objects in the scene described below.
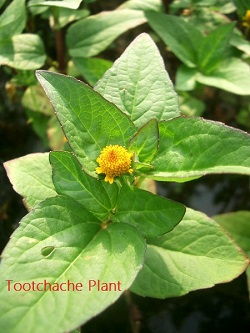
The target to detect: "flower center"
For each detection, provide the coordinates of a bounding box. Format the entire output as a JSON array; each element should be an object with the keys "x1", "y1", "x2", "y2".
[{"x1": 96, "y1": 145, "x2": 133, "y2": 184}]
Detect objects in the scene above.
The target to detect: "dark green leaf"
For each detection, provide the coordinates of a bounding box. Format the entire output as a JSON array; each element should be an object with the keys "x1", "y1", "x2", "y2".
[{"x1": 0, "y1": 0, "x2": 26, "y2": 38}]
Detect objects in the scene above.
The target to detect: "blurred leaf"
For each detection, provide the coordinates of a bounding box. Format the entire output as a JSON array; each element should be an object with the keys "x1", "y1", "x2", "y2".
[
  {"x1": 3, "y1": 153, "x2": 56, "y2": 210},
  {"x1": 178, "y1": 92, "x2": 205, "y2": 117},
  {"x1": 47, "y1": 115, "x2": 65, "y2": 150},
  {"x1": 95, "y1": 33, "x2": 180, "y2": 128},
  {"x1": 25, "y1": 109, "x2": 50, "y2": 147},
  {"x1": 175, "y1": 65, "x2": 197, "y2": 91},
  {"x1": 233, "y1": 0, "x2": 250, "y2": 17},
  {"x1": 118, "y1": 0, "x2": 164, "y2": 11},
  {"x1": 67, "y1": 10, "x2": 146, "y2": 58},
  {"x1": 0, "y1": 0, "x2": 26, "y2": 38},
  {"x1": 58, "y1": 7, "x2": 89, "y2": 28},
  {"x1": 73, "y1": 57, "x2": 112, "y2": 86},
  {"x1": 29, "y1": 0, "x2": 83, "y2": 9},
  {"x1": 0, "y1": 34, "x2": 46, "y2": 70},
  {"x1": 230, "y1": 31, "x2": 250, "y2": 56},
  {"x1": 22, "y1": 85, "x2": 54, "y2": 116},
  {"x1": 131, "y1": 208, "x2": 249, "y2": 298}
]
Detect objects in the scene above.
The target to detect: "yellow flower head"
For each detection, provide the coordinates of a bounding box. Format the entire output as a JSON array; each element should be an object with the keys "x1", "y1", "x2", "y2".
[
  {"x1": 96, "y1": 145, "x2": 133, "y2": 184},
  {"x1": 242, "y1": 10, "x2": 250, "y2": 27}
]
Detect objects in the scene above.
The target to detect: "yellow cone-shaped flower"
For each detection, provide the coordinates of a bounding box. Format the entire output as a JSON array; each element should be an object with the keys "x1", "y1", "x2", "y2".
[
  {"x1": 96, "y1": 145, "x2": 133, "y2": 184},
  {"x1": 242, "y1": 10, "x2": 250, "y2": 27}
]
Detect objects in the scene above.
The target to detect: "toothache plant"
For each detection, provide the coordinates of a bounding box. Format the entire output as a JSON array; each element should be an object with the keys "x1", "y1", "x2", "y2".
[{"x1": 0, "y1": 34, "x2": 249, "y2": 333}]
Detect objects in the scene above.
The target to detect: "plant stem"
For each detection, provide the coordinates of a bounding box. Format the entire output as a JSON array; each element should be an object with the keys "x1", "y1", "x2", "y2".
[
  {"x1": 55, "y1": 29, "x2": 66, "y2": 73},
  {"x1": 124, "y1": 290, "x2": 142, "y2": 333}
]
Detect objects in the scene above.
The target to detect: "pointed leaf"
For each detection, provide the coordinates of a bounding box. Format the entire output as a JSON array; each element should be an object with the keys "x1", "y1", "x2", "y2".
[
  {"x1": 3, "y1": 153, "x2": 56, "y2": 209},
  {"x1": 0, "y1": 34, "x2": 46, "y2": 70},
  {"x1": 130, "y1": 208, "x2": 249, "y2": 298},
  {"x1": 95, "y1": 33, "x2": 179, "y2": 128},
  {"x1": 66, "y1": 10, "x2": 146, "y2": 58},
  {"x1": 29, "y1": 0, "x2": 83, "y2": 9},
  {"x1": 129, "y1": 119, "x2": 159, "y2": 165},
  {"x1": 36, "y1": 71, "x2": 136, "y2": 177},
  {"x1": 118, "y1": 0, "x2": 164, "y2": 11},
  {"x1": 146, "y1": 12, "x2": 203, "y2": 67},
  {"x1": 113, "y1": 185, "x2": 186, "y2": 238},
  {"x1": 0, "y1": 196, "x2": 146, "y2": 333},
  {"x1": 50, "y1": 151, "x2": 118, "y2": 221},
  {"x1": 146, "y1": 117, "x2": 250, "y2": 181}
]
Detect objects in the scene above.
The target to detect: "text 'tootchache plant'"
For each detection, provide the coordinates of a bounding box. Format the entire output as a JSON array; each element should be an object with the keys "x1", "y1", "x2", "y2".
[{"x1": 0, "y1": 33, "x2": 249, "y2": 333}]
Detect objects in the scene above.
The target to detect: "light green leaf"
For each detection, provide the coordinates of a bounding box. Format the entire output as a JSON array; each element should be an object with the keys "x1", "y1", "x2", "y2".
[
  {"x1": 178, "y1": 92, "x2": 205, "y2": 117},
  {"x1": 213, "y1": 211, "x2": 250, "y2": 258},
  {"x1": 3, "y1": 153, "x2": 56, "y2": 210},
  {"x1": 114, "y1": 185, "x2": 186, "y2": 238},
  {"x1": 129, "y1": 119, "x2": 159, "y2": 166},
  {"x1": 95, "y1": 33, "x2": 179, "y2": 128},
  {"x1": 73, "y1": 57, "x2": 113, "y2": 86},
  {"x1": 22, "y1": 85, "x2": 54, "y2": 116},
  {"x1": 29, "y1": 0, "x2": 83, "y2": 9},
  {"x1": 36, "y1": 71, "x2": 136, "y2": 177},
  {"x1": 58, "y1": 8, "x2": 89, "y2": 28},
  {"x1": 66, "y1": 10, "x2": 146, "y2": 58},
  {"x1": 230, "y1": 31, "x2": 250, "y2": 56},
  {"x1": 131, "y1": 208, "x2": 248, "y2": 298},
  {"x1": 0, "y1": 34, "x2": 46, "y2": 70},
  {"x1": 146, "y1": 12, "x2": 203, "y2": 67},
  {"x1": 175, "y1": 65, "x2": 197, "y2": 91},
  {"x1": 0, "y1": 0, "x2": 26, "y2": 38},
  {"x1": 0, "y1": 196, "x2": 146, "y2": 333},
  {"x1": 118, "y1": 0, "x2": 164, "y2": 11},
  {"x1": 47, "y1": 115, "x2": 65, "y2": 150},
  {"x1": 196, "y1": 58, "x2": 250, "y2": 95},
  {"x1": 146, "y1": 117, "x2": 250, "y2": 181},
  {"x1": 198, "y1": 23, "x2": 235, "y2": 73},
  {"x1": 50, "y1": 151, "x2": 118, "y2": 221}
]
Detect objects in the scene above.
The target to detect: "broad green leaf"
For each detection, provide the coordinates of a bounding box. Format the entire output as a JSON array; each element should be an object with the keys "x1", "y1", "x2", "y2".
[
  {"x1": 73, "y1": 57, "x2": 113, "y2": 86},
  {"x1": 0, "y1": 196, "x2": 146, "y2": 333},
  {"x1": 50, "y1": 151, "x2": 118, "y2": 221},
  {"x1": 22, "y1": 85, "x2": 54, "y2": 116},
  {"x1": 175, "y1": 65, "x2": 197, "y2": 91},
  {"x1": 0, "y1": 34, "x2": 46, "y2": 70},
  {"x1": 230, "y1": 31, "x2": 250, "y2": 56},
  {"x1": 113, "y1": 185, "x2": 186, "y2": 238},
  {"x1": 196, "y1": 58, "x2": 250, "y2": 95},
  {"x1": 0, "y1": 0, "x2": 26, "y2": 39},
  {"x1": 95, "y1": 33, "x2": 179, "y2": 128},
  {"x1": 118, "y1": 0, "x2": 164, "y2": 11},
  {"x1": 29, "y1": 0, "x2": 83, "y2": 9},
  {"x1": 66, "y1": 10, "x2": 146, "y2": 58},
  {"x1": 130, "y1": 208, "x2": 248, "y2": 298},
  {"x1": 36, "y1": 71, "x2": 136, "y2": 177},
  {"x1": 129, "y1": 119, "x2": 159, "y2": 166},
  {"x1": 3, "y1": 153, "x2": 56, "y2": 210},
  {"x1": 198, "y1": 23, "x2": 235, "y2": 74},
  {"x1": 213, "y1": 211, "x2": 250, "y2": 258},
  {"x1": 146, "y1": 12, "x2": 203, "y2": 67},
  {"x1": 58, "y1": 8, "x2": 89, "y2": 28},
  {"x1": 146, "y1": 117, "x2": 250, "y2": 181}
]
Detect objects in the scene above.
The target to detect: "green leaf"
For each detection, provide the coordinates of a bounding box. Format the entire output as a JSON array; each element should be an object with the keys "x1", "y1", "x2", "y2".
[
  {"x1": 36, "y1": 71, "x2": 136, "y2": 177},
  {"x1": 0, "y1": 34, "x2": 46, "y2": 70},
  {"x1": 95, "y1": 33, "x2": 179, "y2": 128},
  {"x1": 113, "y1": 185, "x2": 186, "y2": 238},
  {"x1": 146, "y1": 12, "x2": 203, "y2": 67},
  {"x1": 22, "y1": 85, "x2": 54, "y2": 116},
  {"x1": 129, "y1": 119, "x2": 159, "y2": 166},
  {"x1": 175, "y1": 65, "x2": 197, "y2": 91},
  {"x1": 73, "y1": 57, "x2": 113, "y2": 86},
  {"x1": 230, "y1": 31, "x2": 250, "y2": 56},
  {"x1": 47, "y1": 115, "x2": 65, "y2": 150},
  {"x1": 66, "y1": 10, "x2": 146, "y2": 58},
  {"x1": 130, "y1": 208, "x2": 248, "y2": 298},
  {"x1": 197, "y1": 23, "x2": 235, "y2": 73},
  {"x1": 118, "y1": 0, "x2": 164, "y2": 11},
  {"x1": 57, "y1": 8, "x2": 89, "y2": 28},
  {"x1": 0, "y1": 196, "x2": 146, "y2": 333},
  {"x1": 178, "y1": 92, "x2": 205, "y2": 117},
  {"x1": 29, "y1": 0, "x2": 83, "y2": 9},
  {"x1": 3, "y1": 153, "x2": 57, "y2": 210},
  {"x1": 213, "y1": 211, "x2": 250, "y2": 258},
  {"x1": 0, "y1": 0, "x2": 26, "y2": 39},
  {"x1": 146, "y1": 117, "x2": 250, "y2": 181},
  {"x1": 196, "y1": 58, "x2": 250, "y2": 95},
  {"x1": 50, "y1": 151, "x2": 118, "y2": 221}
]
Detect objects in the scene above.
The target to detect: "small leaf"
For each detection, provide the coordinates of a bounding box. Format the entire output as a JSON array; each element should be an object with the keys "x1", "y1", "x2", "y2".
[
  {"x1": 67, "y1": 10, "x2": 146, "y2": 58},
  {"x1": 129, "y1": 119, "x2": 159, "y2": 165},
  {"x1": 36, "y1": 71, "x2": 136, "y2": 177},
  {"x1": 195, "y1": 58, "x2": 250, "y2": 95},
  {"x1": 4, "y1": 153, "x2": 56, "y2": 209},
  {"x1": 0, "y1": 0, "x2": 26, "y2": 39},
  {"x1": 118, "y1": 0, "x2": 164, "y2": 11},
  {"x1": 146, "y1": 117, "x2": 250, "y2": 181},
  {"x1": 146, "y1": 12, "x2": 203, "y2": 67},
  {"x1": 0, "y1": 34, "x2": 46, "y2": 70},
  {"x1": 130, "y1": 208, "x2": 249, "y2": 298},
  {"x1": 73, "y1": 57, "x2": 113, "y2": 86},
  {"x1": 29, "y1": 0, "x2": 83, "y2": 9},
  {"x1": 95, "y1": 33, "x2": 180, "y2": 128},
  {"x1": 50, "y1": 151, "x2": 118, "y2": 221},
  {"x1": 113, "y1": 185, "x2": 186, "y2": 238},
  {"x1": 0, "y1": 196, "x2": 146, "y2": 333}
]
